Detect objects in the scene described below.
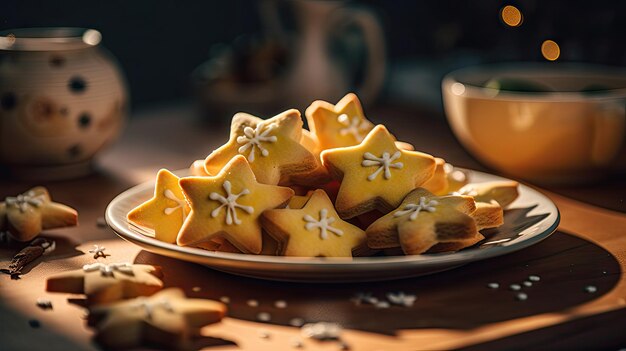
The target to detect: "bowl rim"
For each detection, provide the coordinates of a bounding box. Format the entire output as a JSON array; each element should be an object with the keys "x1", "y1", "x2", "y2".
[{"x1": 442, "y1": 62, "x2": 626, "y2": 101}]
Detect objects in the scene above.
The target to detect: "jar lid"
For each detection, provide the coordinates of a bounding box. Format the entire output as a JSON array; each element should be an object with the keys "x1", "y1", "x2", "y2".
[{"x1": 0, "y1": 27, "x2": 101, "y2": 51}]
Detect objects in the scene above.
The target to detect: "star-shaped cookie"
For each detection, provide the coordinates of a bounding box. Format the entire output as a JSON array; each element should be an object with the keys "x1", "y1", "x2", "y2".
[
  {"x1": 203, "y1": 109, "x2": 317, "y2": 185},
  {"x1": 422, "y1": 157, "x2": 449, "y2": 195},
  {"x1": 321, "y1": 125, "x2": 436, "y2": 218},
  {"x1": 46, "y1": 262, "x2": 163, "y2": 304},
  {"x1": 127, "y1": 169, "x2": 190, "y2": 244},
  {"x1": 454, "y1": 181, "x2": 519, "y2": 207},
  {"x1": 178, "y1": 155, "x2": 294, "y2": 254},
  {"x1": 305, "y1": 93, "x2": 375, "y2": 149},
  {"x1": 88, "y1": 288, "x2": 226, "y2": 350},
  {"x1": 261, "y1": 189, "x2": 367, "y2": 257},
  {"x1": 366, "y1": 188, "x2": 478, "y2": 255},
  {"x1": 0, "y1": 186, "x2": 77, "y2": 242},
  {"x1": 472, "y1": 200, "x2": 504, "y2": 230}
]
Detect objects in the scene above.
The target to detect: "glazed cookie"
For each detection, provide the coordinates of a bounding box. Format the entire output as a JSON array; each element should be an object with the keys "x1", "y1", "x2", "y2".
[
  {"x1": 305, "y1": 93, "x2": 375, "y2": 150},
  {"x1": 46, "y1": 263, "x2": 163, "y2": 305},
  {"x1": 203, "y1": 109, "x2": 317, "y2": 185},
  {"x1": 286, "y1": 192, "x2": 313, "y2": 209},
  {"x1": 321, "y1": 125, "x2": 436, "y2": 218},
  {"x1": 427, "y1": 232, "x2": 485, "y2": 253},
  {"x1": 178, "y1": 155, "x2": 294, "y2": 254},
  {"x1": 189, "y1": 159, "x2": 210, "y2": 176},
  {"x1": 0, "y1": 186, "x2": 78, "y2": 242},
  {"x1": 422, "y1": 158, "x2": 449, "y2": 195},
  {"x1": 88, "y1": 288, "x2": 226, "y2": 350},
  {"x1": 286, "y1": 130, "x2": 333, "y2": 186},
  {"x1": 444, "y1": 162, "x2": 470, "y2": 193},
  {"x1": 127, "y1": 169, "x2": 190, "y2": 244},
  {"x1": 366, "y1": 188, "x2": 477, "y2": 254},
  {"x1": 261, "y1": 189, "x2": 367, "y2": 257},
  {"x1": 454, "y1": 181, "x2": 519, "y2": 207}
]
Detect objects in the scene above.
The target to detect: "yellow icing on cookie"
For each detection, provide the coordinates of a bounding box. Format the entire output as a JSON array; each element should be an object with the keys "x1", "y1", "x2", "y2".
[
  {"x1": 261, "y1": 189, "x2": 366, "y2": 257},
  {"x1": 178, "y1": 155, "x2": 294, "y2": 254},
  {"x1": 366, "y1": 188, "x2": 477, "y2": 253},
  {"x1": 455, "y1": 181, "x2": 519, "y2": 207},
  {"x1": 422, "y1": 157, "x2": 449, "y2": 195},
  {"x1": 321, "y1": 125, "x2": 436, "y2": 218},
  {"x1": 305, "y1": 93, "x2": 375, "y2": 150},
  {"x1": 203, "y1": 109, "x2": 317, "y2": 185},
  {"x1": 127, "y1": 169, "x2": 190, "y2": 244}
]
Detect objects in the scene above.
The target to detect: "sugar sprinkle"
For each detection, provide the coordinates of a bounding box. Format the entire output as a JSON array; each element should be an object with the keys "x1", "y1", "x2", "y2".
[
  {"x1": 528, "y1": 275, "x2": 541, "y2": 282},
  {"x1": 257, "y1": 312, "x2": 271, "y2": 322},
  {"x1": 220, "y1": 296, "x2": 230, "y2": 304},
  {"x1": 516, "y1": 292, "x2": 528, "y2": 301},
  {"x1": 584, "y1": 285, "x2": 597, "y2": 293},
  {"x1": 247, "y1": 299, "x2": 259, "y2": 307},
  {"x1": 36, "y1": 298, "x2": 53, "y2": 310},
  {"x1": 274, "y1": 300, "x2": 287, "y2": 309},
  {"x1": 509, "y1": 284, "x2": 521, "y2": 291},
  {"x1": 289, "y1": 318, "x2": 305, "y2": 327},
  {"x1": 487, "y1": 283, "x2": 499, "y2": 289}
]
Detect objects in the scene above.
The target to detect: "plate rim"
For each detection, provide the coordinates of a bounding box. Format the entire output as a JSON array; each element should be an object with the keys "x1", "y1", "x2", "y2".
[{"x1": 105, "y1": 168, "x2": 560, "y2": 268}]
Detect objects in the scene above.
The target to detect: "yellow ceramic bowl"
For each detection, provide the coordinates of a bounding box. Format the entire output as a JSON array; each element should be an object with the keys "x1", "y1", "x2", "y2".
[{"x1": 442, "y1": 63, "x2": 626, "y2": 184}]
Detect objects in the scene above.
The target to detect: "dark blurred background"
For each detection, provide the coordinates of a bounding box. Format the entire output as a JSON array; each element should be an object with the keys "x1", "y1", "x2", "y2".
[{"x1": 2, "y1": 0, "x2": 625, "y2": 112}]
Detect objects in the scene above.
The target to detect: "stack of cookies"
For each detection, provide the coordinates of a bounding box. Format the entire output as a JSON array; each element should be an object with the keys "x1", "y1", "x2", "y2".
[{"x1": 128, "y1": 93, "x2": 519, "y2": 257}]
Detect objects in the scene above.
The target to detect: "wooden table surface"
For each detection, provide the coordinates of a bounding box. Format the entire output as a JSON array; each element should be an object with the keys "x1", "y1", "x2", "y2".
[{"x1": 1, "y1": 102, "x2": 626, "y2": 351}]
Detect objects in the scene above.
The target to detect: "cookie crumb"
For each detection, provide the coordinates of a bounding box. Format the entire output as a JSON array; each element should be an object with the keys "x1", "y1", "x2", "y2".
[
  {"x1": 36, "y1": 298, "x2": 53, "y2": 310},
  {"x1": 247, "y1": 299, "x2": 259, "y2": 307},
  {"x1": 96, "y1": 217, "x2": 107, "y2": 228},
  {"x1": 259, "y1": 330, "x2": 271, "y2": 339},
  {"x1": 386, "y1": 292, "x2": 416, "y2": 307},
  {"x1": 487, "y1": 283, "x2": 499, "y2": 289},
  {"x1": 584, "y1": 285, "x2": 597, "y2": 293},
  {"x1": 509, "y1": 284, "x2": 521, "y2": 291},
  {"x1": 516, "y1": 292, "x2": 528, "y2": 301},
  {"x1": 339, "y1": 341, "x2": 351, "y2": 350},
  {"x1": 528, "y1": 275, "x2": 541, "y2": 282},
  {"x1": 290, "y1": 338, "x2": 304, "y2": 348},
  {"x1": 220, "y1": 296, "x2": 230, "y2": 304},
  {"x1": 301, "y1": 322, "x2": 342, "y2": 340},
  {"x1": 375, "y1": 301, "x2": 390, "y2": 309},
  {"x1": 351, "y1": 292, "x2": 378, "y2": 305},
  {"x1": 191, "y1": 286, "x2": 201, "y2": 292},
  {"x1": 274, "y1": 300, "x2": 287, "y2": 309},
  {"x1": 289, "y1": 318, "x2": 305, "y2": 327},
  {"x1": 257, "y1": 312, "x2": 271, "y2": 322}
]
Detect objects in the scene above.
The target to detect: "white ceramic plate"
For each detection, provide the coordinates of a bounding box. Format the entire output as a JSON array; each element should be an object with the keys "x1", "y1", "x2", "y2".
[{"x1": 106, "y1": 169, "x2": 559, "y2": 282}]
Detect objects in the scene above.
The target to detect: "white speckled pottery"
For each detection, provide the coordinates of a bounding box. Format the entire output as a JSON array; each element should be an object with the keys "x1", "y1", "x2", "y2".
[{"x1": 0, "y1": 27, "x2": 128, "y2": 180}]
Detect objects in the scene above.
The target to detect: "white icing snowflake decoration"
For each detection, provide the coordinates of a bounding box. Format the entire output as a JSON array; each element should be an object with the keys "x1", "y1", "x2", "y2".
[
  {"x1": 337, "y1": 114, "x2": 370, "y2": 142},
  {"x1": 236, "y1": 123, "x2": 278, "y2": 162},
  {"x1": 133, "y1": 297, "x2": 174, "y2": 319},
  {"x1": 393, "y1": 196, "x2": 438, "y2": 220},
  {"x1": 303, "y1": 208, "x2": 343, "y2": 240},
  {"x1": 82, "y1": 262, "x2": 134, "y2": 276},
  {"x1": 361, "y1": 151, "x2": 403, "y2": 181},
  {"x1": 5, "y1": 192, "x2": 45, "y2": 213},
  {"x1": 163, "y1": 189, "x2": 187, "y2": 218},
  {"x1": 210, "y1": 180, "x2": 254, "y2": 225}
]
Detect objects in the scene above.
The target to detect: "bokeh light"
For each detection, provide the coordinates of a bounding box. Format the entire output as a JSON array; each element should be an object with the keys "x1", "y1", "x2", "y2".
[
  {"x1": 541, "y1": 40, "x2": 560, "y2": 61},
  {"x1": 501, "y1": 5, "x2": 523, "y2": 27}
]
